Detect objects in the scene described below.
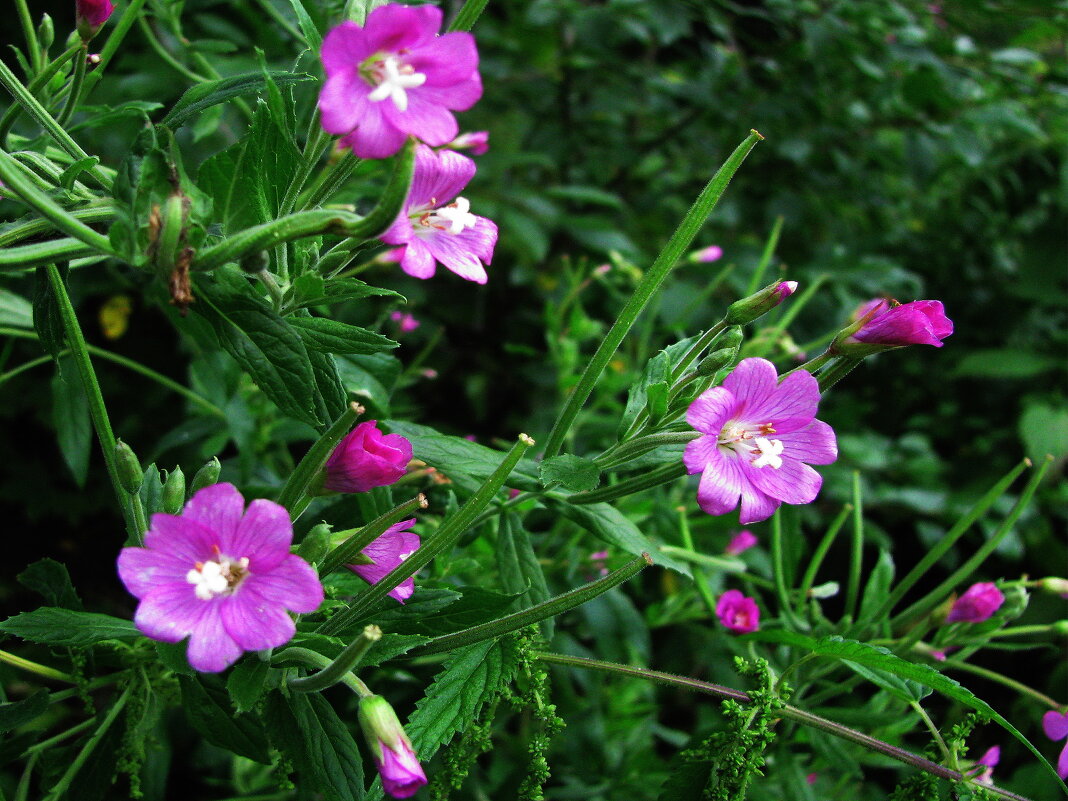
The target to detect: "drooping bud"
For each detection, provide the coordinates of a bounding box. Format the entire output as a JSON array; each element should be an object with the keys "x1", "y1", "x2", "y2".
[
  {"x1": 161, "y1": 467, "x2": 186, "y2": 514},
  {"x1": 297, "y1": 523, "x2": 333, "y2": 564},
  {"x1": 724, "y1": 530, "x2": 757, "y2": 555},
  {"x1": 831, "y1": 298, "x2": 953, "y2": 356},
  {"x1": 946, "y1": 582, "x2": 1005, "y2": 623},
  {"x1": 357, "y1": 695, "x2": 427, "y2": 798},
  {"x1": 114, "y1": 439, "x2": 143, "y2": 494},
  {"x1": 319, "y1": 421, "x2": 412, "y2": 494},
  {"x1": 189, "y1": 456, "x2": 221, "y2": 495},
  {"x1": 725, "y1": 281, "x2": 797, "y2": 325},
  {"x1": 76, "y1": 0, "x2": 115, "y2": 42}
]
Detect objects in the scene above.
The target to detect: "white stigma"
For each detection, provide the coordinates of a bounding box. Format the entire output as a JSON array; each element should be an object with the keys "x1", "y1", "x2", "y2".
[
  {"x1": 750, "y1": 437, "x2": 784, "y2": 469},
  {"x1": 398, "y1": 550, "x2": 415, "y2": 561},
  {"x1": 186, "y1": 555, "x2": 250, "y2": 600},
  {"x1": 432, "y1": 197, "x2": 477, "y2": 234},
  {"x1": 367, "y1": 56, "x2": 426, "y2": 112}
]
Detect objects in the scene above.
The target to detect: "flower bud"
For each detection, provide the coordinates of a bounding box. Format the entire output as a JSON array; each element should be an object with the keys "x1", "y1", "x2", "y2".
[
  {"x1": 725, "y1": 281, "x2": 797, "y2": 325},
  {"x1": 76, "y1": 0, "x2": 115, "y2": 41},
  {"x1": 114, "y1": 439, "x2": 143, "y2": 494},
  {"x1": 695, "y1": 347, "x2": 738, "y2": 377},
  {"x1": 357, "y1": 695, "x2": 427, "y2": 799},
  {"x1": 161, "y1": 467, "x2": 186, "y2": 514},
  {"x1": 320, "y1": 421, "x2": 412, "y2": 494},
  {"x1": 832, "y1": 298, "x2": 953, "y2": 356},
  {"x1": 189, "y1": 456, "x2": 221, "y2": 495},
  {"x1": 946, "y1": 582, "x2": 1004, "y2": 623},
  {"x1": 38, "y1": 14, "x2": 54, "y2": 52},
  {"x1": 716, "y1": 589, "x2": 760, "y2": 633},
  {"x1": 297, "y1": 523, "x2": 332, "y2": 564},
  {"x1": 724, "y1": 530, "x2": 757, "y2": 555},
  {"x1": 808, "y1": 581, "x2": 840, "y2": 599},
  {"x1": 688, "y1": 245, "x2": 723, "y2": 263},
  {"x1": 447, "y1": 131, "x2": 489, "y2": 155},
  {"x1": 1038, "y1": 577, "x2": 1068, "y2": 597}
]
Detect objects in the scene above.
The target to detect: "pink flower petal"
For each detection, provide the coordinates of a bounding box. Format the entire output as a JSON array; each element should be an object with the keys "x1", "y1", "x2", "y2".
[
  {"x1": 746, "y1": 368, "x2": 820, "y2": 432},
  {"x1": 383, "y1": 93, "x2": 459, "y2": 147},
  {"x1": 686, "y1": 386, "x2": 737, "y2": 435},
  {"x1": 253, "y1": 556, "x2": 325, "y2": 613},
  {"x1": 319, "y1": 73, "x2": 369, "y2": 135},
  {"x1": 775, "y1": 420, "x2": 838, "y2": 466},
  {"x1": 743, "y1": 457, "x2": 824, "y2": 506},
  {"x1": 181, "y1": 483, "x2": 244, "y2": 546},
  {"x1": 319, "y1": 21, "x2": 372, "y2": 77},
  {"x1": 225, "y1": 498, "x2": 293, "y2": 571},
  {"x1": 364, "y1": 3, "x2": 440, "y2": 52},
  {"x1": 408, "y1": 147, "x2": 476, "y2": 214},
  {"x1": 410, "y1": 33, "x2": 479, "y2": 87},
  {"x1": 339, "y1": 111, "x2": 408, "y2": 160},
  {"x1": 142, "y1": 514, "x2": 217, "y2": 564},
  {"x1": 683, "y1": 434, "x2": 720, "y2": 475},
  {"x1": 185, "y1": 607, "x2": 245, "y2": 673},
  {"x1": 400, "y1": 241, "x2": 436, "y2": 279},
  {"x1": 220, "y1": 589, "x2": 296, "y2": 651},
  {"x1": 134, "y1": 582, "x2": 207, "y2": 644},
  {"x1": 117, "y1": 547, "x2": 189, "y2": 598},
  {"x1": 1043, "y1": 710, "x2": 1068, "y2": 742},
  {"x1": 721, "y1": 358, "x2": 779, "y2": 418}
]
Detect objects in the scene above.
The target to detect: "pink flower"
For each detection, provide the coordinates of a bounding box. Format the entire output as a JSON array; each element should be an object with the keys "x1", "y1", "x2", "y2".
[
  {"x1": 716, "y1": 589, "x2": 760, "y2": 633},
  {"x1": 117, "y1": 484, "x2": 323, "y2": 673},
  {"x1": 390, "y1": 310, "x2": 421, "y2": 333},
  {"x1": 969, "y1": 745, "x2": 1000, "y2": 785},
  {"x1": 448, "y1": 131, "x2": 489, "y2": 155},
  {"x1": 806, "y1": 773, "x2": 818, "y2": 785},
  {"x1": 947, "y1": 582, "x2": 1004, "y2": 623},
  {"x1": 846, "y1": 298, "x2": 953, "y2": 349},
  {"x1": 684, "y1": 358, "x2": 837, "y2": 524},
  {"x1": 690, "y1": 245, "x2": 723, "y2": 263},
  {"x1": 348, "y1": 519, "x2": 420, "y2": 603},
  {"x1": 323, "y1": 421, "x2": 413, "y2": 493},
  {"x1": 358, "y1": 695, "x2": 428, "y2": 798},
  {"x1": 725, "y1": 530, "x2": 758, "y2": 555},
  {"x1": 1043, "y1": 710, "x2": 1068, "y2": 780},
  {"x1": 379, "y1": 145, "x2": 497, "y2": 284},
  {"x1": 318, "y1": 4, "x2": 481, "y2": 159},
  {"x1": 76, "y1": 0, "x2": 114, "y2": 38}
]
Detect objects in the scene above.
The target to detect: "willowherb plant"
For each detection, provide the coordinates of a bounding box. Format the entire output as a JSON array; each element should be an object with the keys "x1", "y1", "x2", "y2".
[{"x1": 0, "y1": 2, "x2": 1063, "y2": 800}]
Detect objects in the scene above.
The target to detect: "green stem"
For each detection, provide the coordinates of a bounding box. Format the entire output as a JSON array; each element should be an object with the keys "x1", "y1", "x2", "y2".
[
  {"x1": 299, "y1": 151, "x2": 360, "y2": 212},
  {"x1": 84, "y1": 0, "x2": 151, "y2": 94},
  {"x1": 542, "y1": 131, "x2": 763, "y2": 459},
  {"x1": 893, "y1": 457, "x2": 1050, "y2": 628},
  {"x1": 280, "y1": 115, "x2": 329, "y2": 217},
  {"x1": 745, "y1": 215, "x2": 784, "y2": 294},
  {"x1": 275, "y1": 402, "x2": 363, "y2": 513},
  {"x1": 0, "y1": 238, "x2": 98, "y2": 271},
  {"x1": 771, "y1": 509, "x2": 806, "y2": 630},
  {"x1": 595, "y1": 431, "x2": 696, "y2": 469},
  {"x1": 448, "y1": 0, "x2": 491, "y2": 31},
  {"x1": 287, "y1": 625, "x2": 381, "y2": 693},
  {"x1": 816, "y1": 355, "x2": 863, "y2": 393},
  {"x1": 45, "y1": 265, "x2": 133, "y2": 534},
  {"x1": 676, "y1": 509, "x2": 719, "y2": 618},
  {"x1": 844, "y1": 471, "x2": 863, "y2": 622},
  {"x1": 785, "y1": 348, "x2": 833, "y2": 378},
  {"x1": 318, "y1": 493, "x2": 428, "y2": 577},
  {"x1": 319, "y1": 434, "x2": 536, "y2": 636},
  {"x1": 0, "y1": 649, "x2": 75, "y2": 682},
  {"x1": 669, "y1": 322, "x2": 731, "y2": 384},
  {"x1": 910, "y1": 700, "x2": 953, "y2": 767},
  {"x1": 15, "y1": 0, "x2": 42, "y2": 73},
  {"x1": 0, "y1": 204, "x2": 115, "y2": 248},
  {"x1": 0, "y1": 42, "x2": 82, "y2": 147},
  {"x1": 534, "y1": 652, "x2": 1033, "y2": 801},
  {"x1": 0, "y1": 353, "x2": 53, "y2": 384},
  {"x1": 941, "y1": 658, "x2": 1061, "y2": 710},
  {"x1": 55, "y1": 47, "x2": 88, "y2": 127},
  {"x1": 412, "y1": 554, "x2": 651, "y2": 657},
  {"x1": 797, "y1": 503, "x2": 851, "y2": 613},
  {"x1": 43, "y1": 685, "x2": 132, "y2": 801},
  {"x1": 137, "y1": 16, "x2": 209, "y2": 83},
  {"x1": 272, "y1": 647, "x2": 371, "y2": 696},
  {"x1": 23, "y1": 718, "x2": 96, "y2": 754},
  {"x1": 568, "y1": 462, "x2": 686, "y2": 505}
]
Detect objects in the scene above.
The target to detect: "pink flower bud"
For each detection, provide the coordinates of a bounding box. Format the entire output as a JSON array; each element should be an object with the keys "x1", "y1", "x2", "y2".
[
  {"x1": 323, "y1": 421, "x2": 412, "y2": 493},
  {"x1": 946, "y1": 582, "x2": 1004, "y2": 623},
  {"x1": 690, "y1": 245, "x2": 724, "y2": 263},
  {"x1": 389, "y1": 311, "x2": 421, "y2": 334},
  {"x1": 448, "y1": 131, "x2": 489, "y2": 155},
  {"x1": 724, "y1": 530, "x2": 757, "y2": 555},
  {"x1": 725, "y1": 281, "x2": 799, "y2": 325},
  {"x1": 716, "y1": 589, "x2": 760, "y2": 633},
  {"x1": 76, "y1": 0, "x2": 114, "y2": 40},
  {"x1": 358, "y1": 695, "x2": 428, "y2": 798},
  {"x1": 839, "y1": 298, "x2": 953, "y2": 353}
]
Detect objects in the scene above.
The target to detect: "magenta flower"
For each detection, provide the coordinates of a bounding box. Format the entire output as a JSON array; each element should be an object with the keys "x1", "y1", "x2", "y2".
[
  {"x1": 379, "y1": 145, "x2": 497, "y2": 284},
  {"x1": 358, "y1": 695, "x2": 427, "y2": 798},
  {"x1": 1043, "y1": 710, "x2": 1068, "y2": 780},
  {"x1": 947, "y1": 582, "x2": 1004, "y2": 623},
  {"x1": 318, "y1": 4, "x2": 481, "y2": 159},
  {"x1": 323, "y1": 421, "x2": 412, "y2": 494},
  {"x1": 969, "y1": 745, "x2": 1000, "y2": 785},
  {"x1": 117, "y1": 484, "x2": 323, "y2": 673},
  {"x1": 348, "y1": 519, "x2": 420, "y2": 603},
  {"x1": 725, "y1": 530, "x2": 758, "y2": 555},
  {"x1": 716, "y1": 589, "x2": 760, "y2": 633},
  {"x1": 390, "y1": 310, "x2": 421, "y2": 334},
  {"x1": 684, "y1": 358, "x2": 837, "y2": 524},
  {"x1": 690, "y1": 245, "x2": 723, "y2": 263},
  {"x1": 448, "y1": 130, "x2": 489, "y2": 155},
  {"x1": 76, "y1": 0, "x2": 114, "y2": 38},
  {"x1": 846, "y1": 298, "x2": 953, "y2": 349}
]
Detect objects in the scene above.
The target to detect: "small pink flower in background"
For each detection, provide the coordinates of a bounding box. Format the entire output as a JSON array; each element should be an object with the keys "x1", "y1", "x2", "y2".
[
  {"x1": 358, "y1": 694, "x2": 428, "y2": 798},
  {"x1": 117, "y1": 484, "x2": 323, "y2": 673},
  {"x1": 375, "y1": 247, "x2": 406, "y2": 264},
  {"x1": 348, "y1": 519, "x2": 420, "y2": 603},
  {"x1": 464, "y1": 434, "x2": 478, "y2": 442},
  {"x1": 324, "y1": 421, "x2": 413, "y2": 493},
  {"x1": 448, "y1": 131, "x2": 489, "y2": 155},
  {"x1": 593, "y1": 263, "x2": 612, "y2": 277},
  {"x1": 389, "y1": 310, "x2": 421, "y2": 334},
  {"x1": 969, "y1": 745, "x2": 999, "y2": 785},
  {"x1": 690, "y1": 245, "x2": 723, "y2": 263},
  {"x1": 420, "y1": 367, "x2": 439, "y2": 380},
  {"x1": 806, "y1": 772, "x2": 817, "y2": 785},
  {"x1": 76, "y1": 0, "x2": 114, "y2": 38},
  {"x1": 507, "y1": 488, "x2": 521, "y2": 500},
  {"x1": 318, "y1": 4, "x2": 481, "y2": 159},
  {"x1": 716, "y1": 590, "x2": 760, "y2": 633},
  {"x1": 947, "y1": 582, "x2": 1004, "y2": 623},
  {"x1": 380, "y1": 145, "x2": 497, "y2": 284},
  {"x1": 1043, "y1": 710, "x2": 1068, "y2": 780},
  {"x1": 724, "y1": 530, "x2": 757, "y2": 555},
  {"x1": 847, "y1": 298, "x2": 953, "y2": 349},
  {"x1": 684, "y1": 358, "x2": 837, "y2": 524},
  {"x1": 589, "y1": 550, "x2": 610, "y2": 577}
]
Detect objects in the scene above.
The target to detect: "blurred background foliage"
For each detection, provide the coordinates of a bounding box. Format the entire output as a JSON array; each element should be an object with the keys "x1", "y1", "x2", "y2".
[{"x1": 0, "y1": 0, "x2": 1065, "y2": 798}]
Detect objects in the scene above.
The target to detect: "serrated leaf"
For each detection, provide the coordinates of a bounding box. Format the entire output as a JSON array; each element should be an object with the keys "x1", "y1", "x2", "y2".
[
  {"x1": 497, "y1": 513, "x2": 553, "y2": 639},
  {"x1": 0, "y1": 690, "x2": 50, "y2": 732},
  {"x1": 406, "y1": 638, "x2": 519, "y2": 760},
  {"x1": 288, "y1": 0, "x2": 323, "y2": 50},
  {"x1": 17, "y1": 558, "x2": 82, "y2": 610},
  {"x1": 291, "y1": 317, "x2": 398, "y2": 355},
  {"x1": 0, "y1": 607, "x2": 139, "y2": 646},
  {"x1": 552, "y1": 501, "x2": 692, "y2": 576},
  {"x1": 540, "y1": 454, "x2": 601, "y2": 492},
  {"x1": 841, "y1": 660, "x2": 931, "y2": 703},
  {"x1": 264, "y1": 691, "x2": 364, "y2": 801},
  {"x1": 360, "y1": 632, "x2": 430, "y2": 668},
  {"x1": 51, "y1": 356, "x2": 91, "y2": 487},
  {"x1": 179, "y1": 675, "x2": 271, "y2": 764},
  {"x1": 227, "y1": 658, "x2": 271, "y2": 714},
  {"x1": 155, "y1": 640, "x2": 195, "y2": 675},
  {"x1": 161, "y1": 71, "x2": 314, "y2": 128},
  {"x1": 289, "y1": 275, "x2": 402, "y2": 310},
  {"x1": 377, "y1": 587, "x2": 522, "y2": 638},
  {"x1": 308, "y1": 349, "x2": 348, "y2": 426}
]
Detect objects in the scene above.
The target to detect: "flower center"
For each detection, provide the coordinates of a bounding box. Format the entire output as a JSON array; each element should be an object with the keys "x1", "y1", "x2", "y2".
[
  {"x1": 412, "y1": 197, "x2": 478, "y2": 235},
  {"x1": 186, "y1": 547, "x2": 250, "y2": 600},
  {"x1": 363, "y1": 54, "x2": 426, "y2": 112},
  {"x1": 717, "y1": 421, "x2": 784, "y2": 469}
]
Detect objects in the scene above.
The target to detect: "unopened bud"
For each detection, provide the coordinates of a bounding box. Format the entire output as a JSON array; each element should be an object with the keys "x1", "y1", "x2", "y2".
[
  {"x1": 114, "y1": 440, "x2": 143, "y2": 494},
  {"x1": 358, "y1": 695, "x2": 427, "y2": 798},
  {"x1": 298, "y1": 523, "x2": 332, "y2": 564},
  {"x1": 37, "y1": 15, "x2": 54, "y2": 51},
  {"x1": 1038, "y1": 577, "x2": 1068, "y2": 597},
  {"x1": 189, "y1": 456, "x2": 221, "y2": 495},
  {"x1": 1053, "y1": 621, "x2": 1068, "y2": 636},
  {"x1": 1000, "y1": 584, "x2": 1029, "y2": 621},
  {"x1": 240, "y1": 251, "x2": 270, "y2": 273},
  {"x1": 725, "y1": 281, "x2": 797, "y2": 325},
  {"x1": 76, "y1": 0, "x2": 115, "y2": 42},
  {"x1": 695, "y1": 347, "x2": 738, "y2": 376},
  {"x1": 808, "y1": 581, "x2": 840, "y2": 599},
  {"x1": 161, "y1": 467, "x2": 186, "y2": 514}
]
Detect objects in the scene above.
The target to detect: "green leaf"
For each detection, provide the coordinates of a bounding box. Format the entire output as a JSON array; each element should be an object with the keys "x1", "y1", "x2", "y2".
[
  {"x1": 360, "y1": 632, "x2": 431, "y2": 668},
  {"x1": 58, "y1": 157, "x2": 99, "y2": 191},
  {"x1": 0, "y1": 690, "x2": 50, "y2": 732},
  {"x1": 552, "y1": 501, "x2": 692, "y2": 577},
  {"x1": 32, "y1": 265, "x2": 66, "y2": 363},
  {"x1": 227, "y1": 658, "x2": 271, "y2": 714},
  {"x1": 496, "y1": 513, "x2": 553, "y2": 639},
  {"x1": 288, "y1": 0, "x2": 323, "y2": 50},
  {"x1": 179, "y1": 675, "x2": 271, "y2": 764},
  {"x1": 51, "y1": 356, "x2": 91, "y2": 487},
  {"x1": 264, "y1": 691, "x2": 364, "y2": 801},
  {"x1": 289, "y1": 274, "x2": 402, "y2": 310},
  {"x1": 540, "y1": 454, "x2": 601, "y2": 492},
  {"x1": 68, "y1": 101, "x2": 163, "y2": 133},
  {"x1": 336, "y1": 353, "x2": 400, "y2": 417},
  {"x1": 619, "y1": 350, "x2": 670, "y2": 436},
  {"x1": 161, "y1": 71, "x2": 314, "y2": 128},
  {"x1": 405, "y1": 638, "x2": 520, "y2": 760},
  {"x1": 857, "y1": 549, "x2": 894, "y2": 626},
  {"x1": 291, "y1": 317, "x2": 399, "y2": 355},
  {"x1": 0, "y1": 607, "x2": 139, "y2": 646},
  {"x1": 1019, "y1": 401, "x2": 1068, "y2": 462},
  {"x1": 374, "y1": 586, "x2": 522, "y2": 638},
  {"x1": 953, "y1": 348, "x2": 1061, "y2": 379},
  {"x1": 383, "y1": 420, "x2": 542, "y2": 491},
  {"x1": 841, "y1": 660, "x2": 931, "y2": 703},
  {"x1": 308, "y1": 349, "x2": 349, "y2": 426},
  {"x1": 0, "y1": 287, "x2": 34, "y2": 328},
  {"x1": 17, "y1": 558, "x2": 82, "y2": 610}
]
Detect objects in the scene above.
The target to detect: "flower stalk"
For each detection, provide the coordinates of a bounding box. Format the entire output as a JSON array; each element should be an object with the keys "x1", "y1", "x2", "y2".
[{"x1": 287, "y1": 625, "x2": 382, "y2": 693}]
